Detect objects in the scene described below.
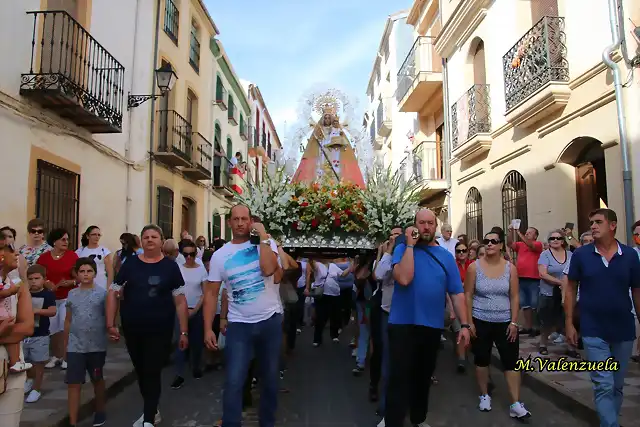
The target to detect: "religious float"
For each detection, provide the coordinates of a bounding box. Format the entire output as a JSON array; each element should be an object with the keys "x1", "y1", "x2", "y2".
[{"x1": 236, "y1": 88, "x2": 424, "y2": 257}]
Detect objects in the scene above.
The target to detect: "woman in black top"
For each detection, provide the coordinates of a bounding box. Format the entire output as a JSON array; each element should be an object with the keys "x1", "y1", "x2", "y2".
[{"x1": 106, "y1": 225, "x2": 189, "y2": 427}]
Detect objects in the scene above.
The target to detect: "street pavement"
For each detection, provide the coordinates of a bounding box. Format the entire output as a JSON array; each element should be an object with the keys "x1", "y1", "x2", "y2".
[{"x1": 75, "y1": 327, "x2": 594, "y2": 427}]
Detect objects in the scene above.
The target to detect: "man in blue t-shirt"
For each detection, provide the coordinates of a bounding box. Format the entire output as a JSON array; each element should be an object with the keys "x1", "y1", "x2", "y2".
[
  {"x1": 383, "y1": 209, "x2": 470, "y2": 427},
  {"x1": 565, "y1": 208, "x2": 640, "y2": 427}
]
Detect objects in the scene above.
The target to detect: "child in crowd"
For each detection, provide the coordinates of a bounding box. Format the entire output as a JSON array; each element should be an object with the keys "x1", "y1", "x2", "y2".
[
  {"x1": 0, "y1": 246, "x2": 31, "y2": 373},
  {"x1": 64, "y1": 258, "x2": 108, "y2": 427},
  {"x1": 24, "y1": 264, "x2": 57, "y2": 403}
]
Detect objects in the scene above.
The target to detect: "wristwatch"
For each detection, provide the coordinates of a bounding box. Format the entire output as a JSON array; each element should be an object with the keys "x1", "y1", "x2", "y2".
[
  {"x1": 510, "y1": 322, "x2": 519, "y2": 327},
  {"x1": 260, "y1": 239, "x2": 271, "y2": 245},
  {"x1": 460, "y1": 323, "x2": 471, "y2": 329}
]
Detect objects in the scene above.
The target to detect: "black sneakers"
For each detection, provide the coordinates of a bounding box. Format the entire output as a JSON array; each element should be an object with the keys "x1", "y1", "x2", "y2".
[{"x1": 171, "y1": 376, "x2": 185, "y2": 389}]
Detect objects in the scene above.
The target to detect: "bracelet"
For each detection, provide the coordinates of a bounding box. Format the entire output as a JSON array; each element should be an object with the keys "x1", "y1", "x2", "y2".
[
  {"x1": 407, "y1": 245, "x2": 415, "y2": 248},
  {"x1": 510, "y1": 322, "x2": 518, "y2": 327}
]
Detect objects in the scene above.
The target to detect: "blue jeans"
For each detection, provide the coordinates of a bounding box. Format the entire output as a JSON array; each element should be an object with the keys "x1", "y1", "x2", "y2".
[
  {"x1": 582, "y1": 337, "x2": 634, "y2": 427},
  {"x1": 173, "y1": 309, "x2": 204, "y2": 377},
  {"x1": 356, "y1": 302, "x2": 370, "y2": 368},
  {"x1": 519, "y1": 278, "x2": 539, "y2": 310},
  {"x1": 222, "y1": 313, "x2": 283, "y2": 427},
  {"x1": 378, "y1": 310, "x2": 390, "y2": 416}
]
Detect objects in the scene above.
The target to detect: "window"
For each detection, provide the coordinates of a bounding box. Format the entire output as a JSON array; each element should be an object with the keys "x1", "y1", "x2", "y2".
[
  {"x1": 501, "y1": 171, "x2": 528, "y2": 234},
  {"x1": 465, "y1": 187, "x2": 483, "y2": 241},
  {"x1": 228, "y1": 95, "x2": 235, "y2": 121},
  {"x1": 164, "y1": 0, "x2": 179, "y2": 44},
  {"x1": 189, "y1": 20, "x2": 200, "y2": 72},
  {"x1": 35, "y1": 160, "x2": 80, "y2": 249},
  {"x1": 226, "y1": 138, "x2": 233, "y2": 162},
  {"x1": 157, "y1": 186, "x2": 174, "y2": 239},
  {"x1": 212, "y1": 213, "x2": 222, "y2": 238},
  {"x1": 186, "y1": 90, "x2": 196, "y2": 127}
]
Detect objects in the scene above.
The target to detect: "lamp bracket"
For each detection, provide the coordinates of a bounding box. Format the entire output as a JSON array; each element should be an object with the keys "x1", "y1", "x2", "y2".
[{"x1": 127, "y1": 93, "x2": 165, "y2": 110}]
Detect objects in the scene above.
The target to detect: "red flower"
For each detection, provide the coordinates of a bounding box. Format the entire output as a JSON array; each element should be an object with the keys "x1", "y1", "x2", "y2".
[
  {"x1": 300, "y1": 201, "x2": 309, "y2": 207},
  {"x1": 292, "y1": 221, "x2": 299, "y2": 230},
  {"x1": 326, "y1": 202, "x2": 332, "y2": 208},
  {"x1": 345, "y1": 209, "x2": 353, "y2": 216},
  {"x1": 311, "y1": 219, "x2": 319, "y2": 228},
  {"x1": 334, "y1": 219, "x2": 341, "y2": 227}
]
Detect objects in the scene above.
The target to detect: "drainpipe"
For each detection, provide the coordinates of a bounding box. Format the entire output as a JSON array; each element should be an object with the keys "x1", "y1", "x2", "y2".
[
  {"x1": 147, "y1": 0, "x2": 162, "y2": 223},
  {"x1": 442, "y1": 57, "x2": 453, "y2": 226},
  {"x1": 603, "y1": 0, "x2": 635, "y2": 243},
  {"x1": 124, "y1": 0, "x2": 142, "y2": 232}
]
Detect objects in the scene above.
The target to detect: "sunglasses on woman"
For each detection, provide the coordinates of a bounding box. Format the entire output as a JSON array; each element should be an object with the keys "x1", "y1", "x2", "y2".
[
  {"x1": 456, "y1": 248, "x2": 468, "y2": 254},
  {"x1": 482, "y1": 238, "x2": 502, "y2": 245},
  {"x1": 548, "y1": 236, "x2": 564, "y2": 242},
  {"x1": 29, "y1": 229, "x2": 44, "y2": 235},
  {"x1": 182, "y1": 251, "x2": 197, "y2": 258}
]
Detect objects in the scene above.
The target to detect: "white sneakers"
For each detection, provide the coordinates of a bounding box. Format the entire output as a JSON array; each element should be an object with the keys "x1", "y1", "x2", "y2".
[
  {"x1": 24, "y1": 378, "x2": 33, "y2": 394},
  {"x1": 478, "y1": 394, "x2": 492, "y2": 411},
  {"x1": 133, "y1": 411, "x2": 161, "y2": 427},
  {"x1": 45, "y1": 357, "x2": 67, "y2": 369},
  {"x1": 10, "y1": 361, "x2": 33, "y2": 373},
  {"x1": 478, "y1": 395, "x2": 531, "y2": 419},
  {"x1": 25, "y1": 390, "x2": 41, "y2": 403},
  {"x1": 509, "y1": 402, "x2": 531, "y2": 419}
]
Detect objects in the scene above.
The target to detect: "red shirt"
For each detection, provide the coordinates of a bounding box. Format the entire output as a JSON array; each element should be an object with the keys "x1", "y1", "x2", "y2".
[
  {"x1": 37, "y1": 251, "x2": 79, "y2": 300},
  {"x1": 457, "y1": 259, "x2": 472, "y2": 283},
  {"x1": 511, "y1": 241, "x2": 543, "y2": 279}
]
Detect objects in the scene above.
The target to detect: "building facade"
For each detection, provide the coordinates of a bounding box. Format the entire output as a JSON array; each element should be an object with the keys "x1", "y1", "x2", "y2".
[
  {"x1": 437, "y1": 0, "x2": 634, "y2": 242},
  {"x1": 210, "y1": 39, "x2": 252, "y2": 240},
  {"x1": 150, "y1": 0, "x2": 218, "y2": 241},
  {"x1": 246, "y1": 83, "x2": 282, "y2": 186},
  {"x1": 398, "y1": 1, "x2": 448, "y2": 218},
  {"x1": 0, "y1": 0, "x2": 156, "y2": 250},
  {"x1": 364, "y1": 10, "x2": 415, "y2": 173}
]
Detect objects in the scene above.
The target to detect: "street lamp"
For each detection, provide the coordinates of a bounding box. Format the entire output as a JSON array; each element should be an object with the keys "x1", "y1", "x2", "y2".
[{"x1": 127, "y1": 63, "x2": 178, "y2": 110}]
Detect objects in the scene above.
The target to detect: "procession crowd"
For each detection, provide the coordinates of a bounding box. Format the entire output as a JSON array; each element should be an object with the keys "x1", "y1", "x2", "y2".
[{"x1": 0, "y1": 205, "x2": 638, "y2": 427}]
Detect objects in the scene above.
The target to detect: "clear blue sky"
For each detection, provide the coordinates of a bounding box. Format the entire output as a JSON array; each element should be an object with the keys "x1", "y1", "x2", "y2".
[{"x1": 204, "y1": 0, "x2": 411, "y2": 137}]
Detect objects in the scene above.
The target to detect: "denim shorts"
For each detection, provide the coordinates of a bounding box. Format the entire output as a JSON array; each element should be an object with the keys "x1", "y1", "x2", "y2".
[{"x1": 519, "y1": 278, "x2": 540, "y2": 309}]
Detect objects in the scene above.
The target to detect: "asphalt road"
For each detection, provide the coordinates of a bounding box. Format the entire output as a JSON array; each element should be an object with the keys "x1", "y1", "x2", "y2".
[{"x1": 78, "y1": 328, "x2": 595, "y2": 427}]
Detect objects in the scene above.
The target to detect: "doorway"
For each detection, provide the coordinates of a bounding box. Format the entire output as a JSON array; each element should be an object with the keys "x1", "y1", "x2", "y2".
[
  {"x1": 559, "y1": 137, "x2": 608, "y2": 234},
  {"x1": 181, "y1": 197, "x2": 196, "y2": 237}
]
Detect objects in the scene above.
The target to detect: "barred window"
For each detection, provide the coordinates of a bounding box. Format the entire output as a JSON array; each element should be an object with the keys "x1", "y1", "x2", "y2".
[
  {"x1": 157, "y1": 186, "x2": 174, "y2": 239},
  {"x1": 501, "y1": 171, "x2": 528, "y2": 234},
  {"x1": 465, "y1": 187, "x2": 483, "y2": 241}
]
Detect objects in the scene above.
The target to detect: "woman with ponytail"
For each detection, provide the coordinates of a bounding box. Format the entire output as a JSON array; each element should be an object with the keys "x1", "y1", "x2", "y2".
[{"x1": 76, "y1": 226, "x2": 113, "y2": 290}]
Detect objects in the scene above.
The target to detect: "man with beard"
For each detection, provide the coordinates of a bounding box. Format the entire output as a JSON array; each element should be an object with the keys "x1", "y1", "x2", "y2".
[{"x1": 381, "y1": 209, "x2": 470, "y2": 427}]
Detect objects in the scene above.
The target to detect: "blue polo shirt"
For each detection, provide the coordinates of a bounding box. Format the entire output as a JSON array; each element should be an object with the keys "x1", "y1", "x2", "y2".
[
  {"x1": 389, "y1": 243, "x2": 463, "y2": 328},
  {"x1": 568, "y1": 242, "x2": 640, "y2": 342}
]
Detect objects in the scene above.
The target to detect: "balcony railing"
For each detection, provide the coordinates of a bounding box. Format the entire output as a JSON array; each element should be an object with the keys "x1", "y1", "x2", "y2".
[
  {"x1": 215, "y1": 85, "x2": 228, "y2": 110},
  {"x1": 183, "y1": 132, "x2": 212, "y2": 180},
  {"x1": 376, "y1": 98, "x2": 392, "y2": 136},
  {"x1": 396, "y1": 36, "x2": 441, "y2": 103},
  {"x1": 164, "y1": 0, "x2": 179, "y2": 44},
  {"x1": 451, "y1": 84, "x2": 491, "y2": 149},
  {"x1": 413, "y1": 141, "x2": 445, "y2": 181},
  {"x1": 20, "y1": 10, "x2": 125, "y2": 133},
  {"x1": 156, "y1": 110, "x2": 193, "y2": 167},
  {"x1": 213, "y1": 143, "x2": 234, "y2": 195},
  {"x1": 502, "y1": 16, "x2": 569, "y2": 111}
]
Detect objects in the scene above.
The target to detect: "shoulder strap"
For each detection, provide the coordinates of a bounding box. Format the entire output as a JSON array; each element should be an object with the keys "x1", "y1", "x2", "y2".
[{"x1": 414, "y1": 245, "x2": 448, "y2": 278}]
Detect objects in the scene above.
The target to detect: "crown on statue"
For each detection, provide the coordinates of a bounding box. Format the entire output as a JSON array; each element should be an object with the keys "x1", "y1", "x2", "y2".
[{"x1": 313, "y1": 92, "x2": 341, "y2": 116}]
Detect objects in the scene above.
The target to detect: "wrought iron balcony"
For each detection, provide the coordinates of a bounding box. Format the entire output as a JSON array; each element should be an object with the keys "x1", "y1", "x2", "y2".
[
  {"x1": 376, "y1": 98, "x2": 392, "y2": 137},
  {"x1": 451, "y1": 84, "x2": 492, "y2": 160},
  {"x1": 215, "y1": 85, "x2": 228, "y2": 110},
  {"x1": 413, "y1": 141, "x2": 445, "y2": 181},
  {"x1": 20, "y1": 11, "x2": 125, "y2": 133},
  {"x1": 502, "y1": 16, "x2": 569, "y2": 111},
  {"x1": 396, "y1": 36, "x2": 442, "y2": 112},
  {"x1": 156, "y1": 110, "x2": 193, "y2": 167},
  {"x1": 183, "y1": 132, "x2": 212, "y2": 180},
  {"x1": 213, "y1": 143, "x2": 234, "y2": 197}
]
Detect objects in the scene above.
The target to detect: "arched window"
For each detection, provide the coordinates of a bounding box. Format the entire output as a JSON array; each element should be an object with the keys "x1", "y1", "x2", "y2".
[
  {"x1": 501, "y1": 171, "x2": 528, "y2": 234},
  {"x1": 465, "y1": 187, "x2": 483, "y2": 241},
  {"x1": 156, "y1": 186, "x2": 174, "y2": 239}
]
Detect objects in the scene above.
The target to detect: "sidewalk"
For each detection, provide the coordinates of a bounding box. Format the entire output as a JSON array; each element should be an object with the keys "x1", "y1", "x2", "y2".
[
  {"x1": 19, "y1": 343, "x2": 135, "y2": 427},
  {"x1": 492, "y1": 334, "x2": 640, "y2": 426}
]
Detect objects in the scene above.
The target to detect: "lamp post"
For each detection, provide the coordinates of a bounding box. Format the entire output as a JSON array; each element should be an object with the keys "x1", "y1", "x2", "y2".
[{"x1": 127, "y1": 63, "x2": 178, "y2": 110}]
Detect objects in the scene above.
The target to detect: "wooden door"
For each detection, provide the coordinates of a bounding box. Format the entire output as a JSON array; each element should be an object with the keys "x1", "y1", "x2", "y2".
[{"x1": 575, "y1": 162, "x2": 599, "y2": 234}]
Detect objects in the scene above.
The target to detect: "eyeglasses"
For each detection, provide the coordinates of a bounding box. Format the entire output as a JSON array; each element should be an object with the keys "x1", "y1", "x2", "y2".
[
  {"x1": 183, "y1": 251, "x2": 196, "y2": 258},
  {"x1": 456, "y1": 249, "x2": 468, "y2": 254},
  {"x1": 88, "y1": 254, "x2": 102, "y2": 260},
  {"x1": 548, "y1": 236, "x2": 564, "y2": 242},
  {"x1": 482, "y1": 238, "x2": 502, "y2": 245},
  {"x1": 29, "y1": 229, "x2": 44, "y2": 235}
]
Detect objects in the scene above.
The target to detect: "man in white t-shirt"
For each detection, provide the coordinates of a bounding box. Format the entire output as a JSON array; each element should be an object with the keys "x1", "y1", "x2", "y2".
[
  {"x1": 203, "y1": 204, "x2": 282, "y2": 427},
  {"x1": 436, "y1": 223, "x2": 457, "y2": 257}
]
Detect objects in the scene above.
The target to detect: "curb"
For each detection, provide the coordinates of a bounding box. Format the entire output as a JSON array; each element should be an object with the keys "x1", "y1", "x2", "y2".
[
  {"x1": 34, "y1": 368, "x2": 138, "y2": 427},
  {"x1": 488, "y1": 351, "x2": 599, "y2": 426}
]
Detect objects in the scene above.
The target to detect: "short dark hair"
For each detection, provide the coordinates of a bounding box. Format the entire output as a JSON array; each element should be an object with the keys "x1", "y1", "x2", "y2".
[
  {"x1": 213, "y1": 239, "x2": 226, "y2": 251},
  {"x1": 0, "y1": 226, "x2": 16, "y2": 239},
  {"x1": 27, "y1": 264, "x2": 46, "y2": 278},
  {"x1": 390, "y1": 225, "x2": 404, "y2": 232},
  {"x1": 632, "y1": 220, "x2": 640, "y2": 231},
  {"x1": 589, "y1": 208, "x2": 618, "y2": 224},
  {"x1": 75, "y1": 257, "x2": 97, "y2": 274},
  {"x1": 455, "y1": 241, "x2": 467, "y2": 250},
  {"x1": 486, "y1": 228, "x2": 505, "y2": 242},
  {"x1": 180, "y1": 239, "x2": 197, "y2": 253},
  {"x1": 202, "y1": 248, "x2": 214, "y2": 263},
  {"x1": 46, "y1": 228, "x2": 69, "y2": 247},
  {"x1": 529, "y1": 227, "x2": 539, "y2": 238},
  {"x1": 26, "y1": 218, "x2": 46, "y2": 232}
]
